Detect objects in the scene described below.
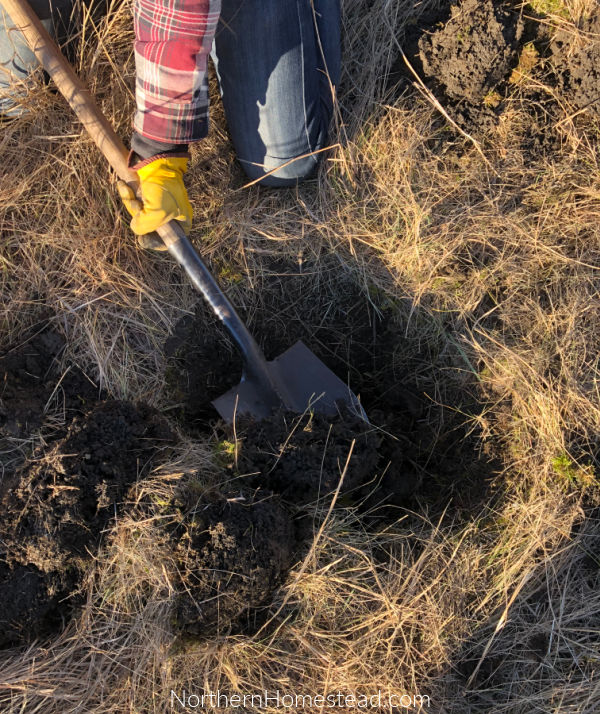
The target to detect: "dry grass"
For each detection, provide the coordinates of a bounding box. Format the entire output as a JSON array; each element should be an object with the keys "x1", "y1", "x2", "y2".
[{"x1": 2, "y1": 0, "x2": 600, "y2": 711}]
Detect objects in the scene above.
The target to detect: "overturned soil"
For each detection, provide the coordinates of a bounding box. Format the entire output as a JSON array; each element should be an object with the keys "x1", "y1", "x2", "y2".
[
  {"x1": 419, "y1": 0, "x2": 523, "y2": 104},
  {"x1": 0, "y1": 328, "x2": 65, "y2": 440},
  {"x1": 0, "y1": 266, "x2": 498, "y2": 646},
  {"x1": 164, "y1": 313, "x2": 240, "y2": 423},
  {"x1": 170, "y1": 488, "x2": 295, "y2": 636},
  {"x1": 0, "y1": 400, "x2": 174, "y2": 647},
  {"x1": 408, "y1": 0, "x2": 599, "y2": 147},
  {"x1": 164, "y1": 261, "x2": 420, "y2": 424},
  {"x1": 552, "y1": 14, "x2": 600, "y2": 117},
  {"x1": 237, "y1": 409, "x2": 380, "y2": 505},
  {"x1": 0, "y1": 325, "x2": 100, "y2": 475},
  {"x1": 163, "y1": 263, "x2": 429, "y2": 506},
  {"x1": 163, "y1": 259, "x2": 495, "y2": 517}
]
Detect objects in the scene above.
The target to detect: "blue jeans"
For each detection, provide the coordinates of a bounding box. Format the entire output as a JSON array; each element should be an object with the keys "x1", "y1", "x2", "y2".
[
  {"x1": 0, "y1": 2, "x2": 72, "y2": 116},
  {"x1": 0, "y1": 0, "x2": 341, "y2": 185},
  {"x1": 212, "y1": 0, "x2": 341, "y2": 186}
]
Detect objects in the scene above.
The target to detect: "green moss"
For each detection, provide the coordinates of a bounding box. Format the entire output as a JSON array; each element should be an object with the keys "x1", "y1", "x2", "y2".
[
  {"x1": 552, "y1": 453, "x2": 596, "y2": 489},
  {"x1": 526, "y1": 0, "x2": 569, "y2": 18},
  {"x1": 213, "y1": 439, "x2": 237, "y2": 468},
  {"x1": 483, "y1": 90, "x2": 502, "y2": 108},
  {"x1": 509, "y1": 43, "x2": 539, "y2": 85},
  {"x1": 217, "y1": 263, "x2": 243, "y2": 285}
]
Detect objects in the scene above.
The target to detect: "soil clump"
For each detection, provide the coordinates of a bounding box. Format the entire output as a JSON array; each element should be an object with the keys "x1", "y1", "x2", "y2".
[
  {"x1": 0, "y1": 400, "x2": 174, "y2": 647},
  {"x1": 418, "y1": 0, "x2": 523, "y2": 104},
  {"x1": 162, "y1": 261, "x2": 448, "y2": 513},
  {"x1": 410, "y1": 0, "x2": 599, "y2": 148},
  {"x1": 164, "y1": 261, "x2": 406, "y2": 426},
  {"x1": 551, "y1": 14, "x2": 600, "y2": 117},
  {"x1": 0, "y1": 326, "x2": 99, "y2": 439},
  {"x1": 170, "y1": 488, "x2": 295, "y2": 636},
  {"x1": 164, "y1": 314, "x2": 240, "y2": 424},
  {"x1": 0, "y1": 324, "x2": 100, "y2": 477},
  {"x1": 237, "y1": 410, "x2": 380, "y2": 506}
]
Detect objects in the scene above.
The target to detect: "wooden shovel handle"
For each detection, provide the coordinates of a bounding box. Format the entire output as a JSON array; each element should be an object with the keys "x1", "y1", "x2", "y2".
[{"x1": 0, "y1": 0, "x2": 308, "y2": 419}]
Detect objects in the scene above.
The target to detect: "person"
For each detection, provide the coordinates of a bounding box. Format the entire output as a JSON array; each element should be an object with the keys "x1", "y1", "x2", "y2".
[
  {"x1": 0, "y1": 0, "x2": 341, "y2": 248},
  {"x1": 0, "y1": 0, "x2": 73, "y2": 116}
]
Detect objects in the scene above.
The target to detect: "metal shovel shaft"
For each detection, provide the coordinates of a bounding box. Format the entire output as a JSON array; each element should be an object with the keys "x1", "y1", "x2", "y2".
[{"x1": 165, "y1": 231, "x2": 285, "y2": 412}]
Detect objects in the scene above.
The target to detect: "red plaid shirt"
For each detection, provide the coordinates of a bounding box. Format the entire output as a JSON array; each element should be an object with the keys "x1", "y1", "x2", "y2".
[{"x1": 133, "y1": 0, "x2": 221, "y2": 144}]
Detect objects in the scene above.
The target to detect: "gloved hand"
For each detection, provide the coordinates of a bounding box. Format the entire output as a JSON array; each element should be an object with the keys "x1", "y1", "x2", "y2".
[{"x1": 117, "y1": 156, "x2": 193, "y2": 248}]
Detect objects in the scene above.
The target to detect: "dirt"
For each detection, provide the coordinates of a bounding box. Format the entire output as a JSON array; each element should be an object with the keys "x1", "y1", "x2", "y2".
[
  {"x1": 409, "y1": 0, "x2": 600, "y2": 153},
  {"x1": 169, "y1": 488, "x2": 295, "y2": 636},
  {"x1": 162, "y1": 259, "x2": 489, "y2": 518},
  {"x1": 164, "y1": 313, "x2": 240, "y2": 424},
  {"x1": 552, "y1": 14, "x2": 600, "y2": 117},
  {"x1": 164, "y1": 259, "x2": 412, "y2": 426},
  {"x1": 0, "y1": 324, "x2": 100, "y2": 476},
  {"x1": 418, "y1": 0, "x2": 523, "y2": 104},
  {"x1": 0, "y1": 328, "x2": 64, "y2": 440},
  {"x1": 0, "y1": 400, "x2": 174, "y2": 647},
  {"x1": 0, "y1": 273, "x2": 497, "y2": 646},
  {"x1": 163, "y1": 262, "x2": 430, "y2": 510},
  {"x1": 236, "y1": 409, "x2": 380, "y2": 505}
]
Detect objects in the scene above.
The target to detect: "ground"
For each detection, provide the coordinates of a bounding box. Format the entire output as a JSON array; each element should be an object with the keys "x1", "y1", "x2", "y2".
[
  {"x1": 1, "y1": 0, "x2": 600, "y2": 712},
  {"x1": 419, "y1": 0, "x2": 524, "y2": 104}
]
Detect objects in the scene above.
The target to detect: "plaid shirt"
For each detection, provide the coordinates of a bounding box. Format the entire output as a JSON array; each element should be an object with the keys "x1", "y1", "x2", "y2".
[{"x1": 133, "y1": 0, "x2": 221, "y2": 144}]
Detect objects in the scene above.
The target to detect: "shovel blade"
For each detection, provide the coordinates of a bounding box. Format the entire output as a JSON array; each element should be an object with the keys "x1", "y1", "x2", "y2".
[{"x1": 212, "y1": 340, "x2": 366, "y2": 423}]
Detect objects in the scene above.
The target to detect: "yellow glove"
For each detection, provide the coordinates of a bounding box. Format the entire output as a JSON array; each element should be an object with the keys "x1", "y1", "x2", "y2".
[{"x1": 117, "y1": 156, "x2": 193, "y2": 238}]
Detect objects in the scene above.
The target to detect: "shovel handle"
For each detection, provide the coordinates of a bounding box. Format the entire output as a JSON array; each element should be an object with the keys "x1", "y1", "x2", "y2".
[{"x1": 1, "y1": 0, "x2": 281, "y2": 406}]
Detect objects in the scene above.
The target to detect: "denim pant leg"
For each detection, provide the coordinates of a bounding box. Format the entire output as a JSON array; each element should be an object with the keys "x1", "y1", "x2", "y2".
[
  {"x1": 212, "y1": 0, "x2": 341, "y2": 186},
  {"x1": 0, "y1": 10, "x2": 51, "y2": 116},
  {"x1": 0, "y1": 3, "x2": 74, "y2": 117}
]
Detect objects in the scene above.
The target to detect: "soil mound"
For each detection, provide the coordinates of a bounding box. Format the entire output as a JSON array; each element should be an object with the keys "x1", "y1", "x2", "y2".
[
  {"x1": 164, "y1": 313, "x2": 240, "y2": 424},
  {"x1": 0, "y1": 400, "x2": 174, "y2": 647},
  {"x1": 238, "y1": 410, "x2": 380, "y2": 505},
  {"x1": 170, "y1": 488, "x2": 295, "y2": 636},
  {"x1": 0, "y1": 326, "x2": 98, "y2": 440},
  {"x1": 0, "y1": 329, "x2": 63, "y2": 440},
  {"x1": 552, "y1": 15, "x2": 600, "y2": 117},
  {"x1": 163, "y1": 264, "x2": 426, "y2": 512},
  {"x1": 0, "y1": 325, "x2": 101, "y2": 481},
  {"x1": 419, "y1": 0, "x2": 523, "y2": 103}
]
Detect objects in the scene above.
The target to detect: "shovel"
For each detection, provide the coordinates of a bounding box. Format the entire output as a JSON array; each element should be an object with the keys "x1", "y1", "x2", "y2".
[{"x1": 1, "y1": 0, "x2": 367, "y2": 423}]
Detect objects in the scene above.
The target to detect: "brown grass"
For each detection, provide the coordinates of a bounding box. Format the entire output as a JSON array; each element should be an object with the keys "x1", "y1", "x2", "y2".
[{"x1": 2, "y1": 0, "x2": 600, "y2": 711}]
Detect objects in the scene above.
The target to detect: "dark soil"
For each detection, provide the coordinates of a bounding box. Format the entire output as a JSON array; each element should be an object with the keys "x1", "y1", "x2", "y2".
[
  {"x1": 237, "y1": 409, "x2": 380, "y2": 505},
  {"x1": 0, "y1": 328, "x2": 64, "y2": 440},
  {"x1": 170, "y1": 488, "x2": 295, "y2": 636},
  {"x1": 0, "y1": 324, "x2": 100, "y2": 476},
  {"x1": 0, "y1": 400, "x2": 174, "y2": 647},
  {"x1": 0, "y1": 268, "x2": 500, "y2": 646},
  {"x1": 418, "y1": 0, "x2": 523, "y2": 104},
  {"x1": 163, "y1": 261, "x2": 431, "y2": 510},
  {"x1": 163, "y1": 258, "x2": 496, "y2": 519},
  {"x1": 164, "y1": 260, "x2": 412, "y2": 426},
  {"x1": 552, "y1": 14, "x2": 600, "y2": 117},
  {"x1": 164, "y1": 313, "x2": 240, "y2": 423},
  {"x1": 386, "y1": 4, "x2": 452, "y2": 91},
  {"x1": 407, "y1": 0, "x2": 599, "y2": 153}
]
